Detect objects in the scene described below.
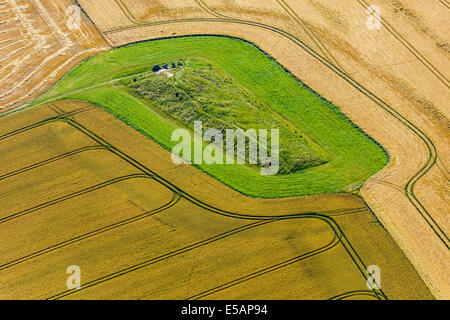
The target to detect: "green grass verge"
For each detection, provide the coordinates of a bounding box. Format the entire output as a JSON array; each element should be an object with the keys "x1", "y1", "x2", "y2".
[{"x1": 32, "y1": 35, "x2": 389, "y2": 198}]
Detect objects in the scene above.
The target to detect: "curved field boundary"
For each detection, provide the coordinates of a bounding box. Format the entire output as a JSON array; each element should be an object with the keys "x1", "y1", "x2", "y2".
[
  {"x1": 0, "y1": 174, "x2": 152, "y2": 225},
  {"x1": 328, "y1": 290, "x2": 378, "y2": 300},
  {"x1": 272, "y1": 1, "x2": 449, "y2": 184},
  {"x1": 185, "y1": 235, "x2": 340, "y2": 300},
  {"x1": 105, "y1": 0, "x2": 448, "y2": 249},
  {"x1": 0, "y1": 193, "x2": 180, "y2": 272},
  {"x1": 275, "y1": 0, "x2": 450, "y2": 89}
]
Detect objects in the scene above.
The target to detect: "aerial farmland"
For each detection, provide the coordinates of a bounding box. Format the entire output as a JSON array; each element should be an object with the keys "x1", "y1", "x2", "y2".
[{"x1": 0, "y1": 0, "x2": 448, "y2": 304}]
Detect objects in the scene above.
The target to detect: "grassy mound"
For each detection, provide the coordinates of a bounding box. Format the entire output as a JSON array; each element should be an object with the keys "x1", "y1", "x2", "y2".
[
  {"x1": 126, "y1": 58, "x2": 329, "y2": 174},
  {"x1": 32, "y1": 35, "x2": 388, "y2": 197}
]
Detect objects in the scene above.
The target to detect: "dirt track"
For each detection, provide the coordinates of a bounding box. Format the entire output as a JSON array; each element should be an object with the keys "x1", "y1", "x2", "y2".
[
  {"x1": 74, "y1": 0, "x2": 449, "y2": 298},
  {"x1": 0, "y1": 0, "x2": 110, "y2": 112}
]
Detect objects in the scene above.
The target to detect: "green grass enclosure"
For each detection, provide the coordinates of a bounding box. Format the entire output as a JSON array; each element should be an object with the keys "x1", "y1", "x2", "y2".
[{"x1": 33, "y1": 35, "x2": 388, "y2": 198}]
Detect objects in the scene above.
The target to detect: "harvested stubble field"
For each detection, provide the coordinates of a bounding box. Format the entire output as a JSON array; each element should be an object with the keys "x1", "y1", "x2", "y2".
[
  {"x1": 0, "y1": 101, "x2": 432, "y2": 300},
  {"x1": 72, "y1": 0, "x2": 449, "y2": 298},
  {"x1": 0, "y1": 0, "x2": 110, "y2": 111}
]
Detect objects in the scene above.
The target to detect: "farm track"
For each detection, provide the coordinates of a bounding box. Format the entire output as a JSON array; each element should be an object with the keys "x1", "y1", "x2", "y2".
[
  {"x1": 64, "y1": 112, "x2": 387, "y2": 300},
  {"x1": 273, "y1": 0, "x2": 450, "y2": 237},
  {"x1": 47, "y1": 219, "x2": 376, "y2": 300},
  {"x1": 102, "y1": 0, "x2": 448, "y2": 249},
  {"x1": 185, "y1": 235, "x2": 340, "y2": 300},
  {"x1": 194, "y1": 0, "x2": 449, "y2": 249},
  {"x1": 4, "y1": 0, "x2": 444, "y2": 297},
  {"x1": 0, "y1": 173, "x2": 151, "y2": 224},
  {"x1": 273, "y1": 0, "x2": 445, "y2": 183},
  {"x1": 47, "y1": 220, "x2": 273, "y2": 300},
  {"x1": 0, "y1": 107, "x2": 385, "y2": 300}
]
